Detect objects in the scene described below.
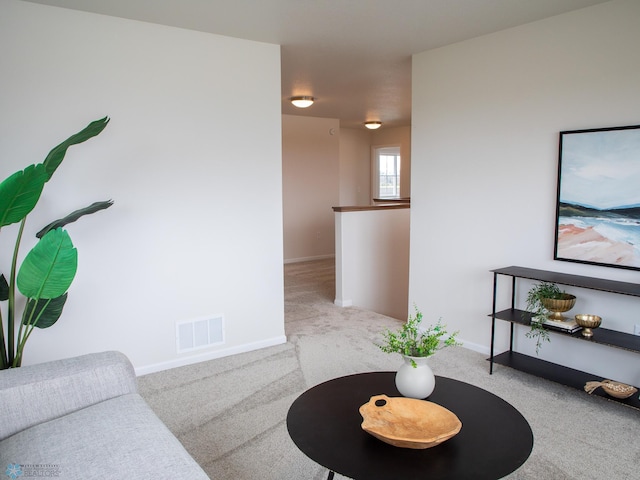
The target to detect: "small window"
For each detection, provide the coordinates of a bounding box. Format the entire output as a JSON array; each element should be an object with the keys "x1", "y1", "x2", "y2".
[{"x1": 373, "y1": 146, "x2": 401, "y2": 199}]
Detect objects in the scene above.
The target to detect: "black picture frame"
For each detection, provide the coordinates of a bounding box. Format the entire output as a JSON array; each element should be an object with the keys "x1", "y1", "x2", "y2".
[{"x1": 554, "y1": 124, "x2": 640, "y2": 271}]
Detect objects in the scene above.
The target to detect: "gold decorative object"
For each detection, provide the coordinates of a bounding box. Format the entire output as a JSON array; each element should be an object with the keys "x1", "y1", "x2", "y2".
[
  {"x1": 574, "y1": 314, "x2": 602, "y2": 338},
  {"x1": 359, "y1": 394, "x2": 462, "y2": 449},
  {"x1": 584, "y1": 380, "x2": 637, "y2": 399},
  {"x1": 541, "y1": 294, "x2": 576, "y2": 321}
]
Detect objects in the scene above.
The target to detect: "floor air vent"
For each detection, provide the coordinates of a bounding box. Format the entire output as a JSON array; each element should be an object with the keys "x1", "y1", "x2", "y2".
[{"x1": 176, "y1": 315, "x2": 224, "y2": 353}]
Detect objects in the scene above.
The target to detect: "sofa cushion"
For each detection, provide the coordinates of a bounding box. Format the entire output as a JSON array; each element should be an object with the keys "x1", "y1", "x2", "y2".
[
  {"x1": 0, "y1": 393, "x2": 209, "y2": 480},
  {"x1": 0, "y1": 351, "x2": 138, "y2": 441}
]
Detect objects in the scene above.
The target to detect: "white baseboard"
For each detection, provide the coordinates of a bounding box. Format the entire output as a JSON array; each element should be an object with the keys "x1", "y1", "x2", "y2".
[
  {"x1": 284, "y1": 254, "x2": 335, "y2": 264},
  {"x1": 134, "y1": 335, "x2": 489, "y2": 376},
  {"x1": 459, "y1": 338, "x2": 490, "y2": 356},
  {"x1": 334, "y1": 298, "x2": 353, "y2": 307},
  {"x1": 134, "y1": 335, "x2": 288, "y2": 376}
]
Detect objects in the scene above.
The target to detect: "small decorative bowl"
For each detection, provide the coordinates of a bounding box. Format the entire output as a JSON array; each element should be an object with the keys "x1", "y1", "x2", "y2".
[
  {"x1": 574, "y1": 314, "x2": 602, "y2": 338},
  {"x1": 600, "y1": 380, "x2": 638, "y2": 399}
]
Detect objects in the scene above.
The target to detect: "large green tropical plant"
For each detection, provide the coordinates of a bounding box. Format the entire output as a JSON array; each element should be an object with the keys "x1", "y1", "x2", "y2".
[{"x1": 0, "y1": 117, "x2": 112, "y2": 368}]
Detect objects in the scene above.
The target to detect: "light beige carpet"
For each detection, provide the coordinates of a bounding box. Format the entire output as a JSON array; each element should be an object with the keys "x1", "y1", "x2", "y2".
[{"x1": 138, "y1": 259, "x2": 638, "y2": 479}]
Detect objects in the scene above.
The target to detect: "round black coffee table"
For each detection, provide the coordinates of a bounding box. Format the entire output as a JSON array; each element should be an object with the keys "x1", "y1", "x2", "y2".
[{"x1": 287, "y1": 372, "x2": 533, "y2": 480}]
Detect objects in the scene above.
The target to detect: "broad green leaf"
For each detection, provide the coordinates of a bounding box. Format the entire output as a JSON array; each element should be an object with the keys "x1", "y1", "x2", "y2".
[
  {"x1": 37, "y1": 200, "x2": 114, "y2": 238},
  {"x1": 0, "y1": 164, "x2": 47, "y2": 228},
  {"x1": 22, "y1": 293, "x2": 68, "y2": 329},
  {"x1": 43, "y1": 117, "x2": 109, "y2": 180},
  {"x1": 0, "y1": 274, "x2": 8, "y2": 301},
  {"x1": 17, "y1": 229, "x2": 77, "y2": 299}
]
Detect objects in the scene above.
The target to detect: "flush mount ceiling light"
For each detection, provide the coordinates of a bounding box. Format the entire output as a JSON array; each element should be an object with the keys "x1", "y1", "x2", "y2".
[
  {"x1": 290, "y1": 96, "x2": 315, "y2": 108},
  {"x1": 364, "y1": 121, "x2": 382, "y2": 130}
]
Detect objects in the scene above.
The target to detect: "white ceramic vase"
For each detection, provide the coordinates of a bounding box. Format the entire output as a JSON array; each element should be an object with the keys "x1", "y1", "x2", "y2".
[{"x1": 395, "y1": 355, "x2": 435, "y2": 399}]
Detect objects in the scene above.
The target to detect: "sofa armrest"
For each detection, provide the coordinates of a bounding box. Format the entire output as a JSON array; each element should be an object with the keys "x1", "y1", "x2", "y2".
[{"x1": 0, "y1": 351, "x2": 138, "y2": 441}]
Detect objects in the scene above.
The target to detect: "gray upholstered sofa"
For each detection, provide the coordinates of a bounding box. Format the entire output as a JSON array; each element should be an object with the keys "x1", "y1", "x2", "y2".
[{"x1": 0, "y1": 351, "x2": 209, "y2": 480}]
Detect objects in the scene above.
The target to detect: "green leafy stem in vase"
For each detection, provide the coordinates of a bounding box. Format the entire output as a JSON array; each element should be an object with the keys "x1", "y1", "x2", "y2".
[{"x1": 377, "y1": 307, "x2": 460, "y2": 367}]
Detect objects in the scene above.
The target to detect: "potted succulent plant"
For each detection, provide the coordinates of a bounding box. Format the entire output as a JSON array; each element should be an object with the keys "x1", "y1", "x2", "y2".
[
  {"x1": 523, "y1": 281, "x2": 576, "y2": 353},
  {"x1": 0, "y1": 117, "x2": 113, "y2": 369},
  {"x1": 377, "y1": 307, "x2": 459, "y2": 398}
]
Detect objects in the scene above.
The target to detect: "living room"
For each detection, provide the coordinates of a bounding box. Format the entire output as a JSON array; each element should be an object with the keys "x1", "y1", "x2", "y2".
[
  {"x1": 1, "y1": 0, "x2": 639, "y2": 477},
  {"x1": 3, "y1": 0, "x2": 638, "y2": 381}
]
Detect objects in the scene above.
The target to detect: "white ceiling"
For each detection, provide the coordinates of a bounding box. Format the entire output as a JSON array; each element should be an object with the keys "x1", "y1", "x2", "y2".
[{"x1": 24, "y1": 0, "x2": 609, "y2": 128}]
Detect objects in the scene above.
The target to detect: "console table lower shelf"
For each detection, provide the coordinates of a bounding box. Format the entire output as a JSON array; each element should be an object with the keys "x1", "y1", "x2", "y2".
[{"x1": 491, "y1": 351, "x2": 640, "y2": 410}]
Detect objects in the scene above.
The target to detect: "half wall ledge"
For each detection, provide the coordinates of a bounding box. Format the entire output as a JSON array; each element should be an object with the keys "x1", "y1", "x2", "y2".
[
  {"x1": 333, "y1": 203, "x2": 410, "y2": 320},
  {"x1": 332, "y1": 203, "x2": 410, "y2": 213}
]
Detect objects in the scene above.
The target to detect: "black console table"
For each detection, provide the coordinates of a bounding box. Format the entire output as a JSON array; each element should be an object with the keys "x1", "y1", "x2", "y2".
[{"x1": 489, "y1": 266, "x2": 640, "y2": 410}]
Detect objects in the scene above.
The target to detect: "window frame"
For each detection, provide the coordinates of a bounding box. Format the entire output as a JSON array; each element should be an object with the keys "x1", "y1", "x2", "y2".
[{"x1": 371, "y1": 144, "x2": 402, "y2": 200}]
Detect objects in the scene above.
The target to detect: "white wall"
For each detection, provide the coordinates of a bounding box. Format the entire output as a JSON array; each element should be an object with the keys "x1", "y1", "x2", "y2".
[
  {"x1": 282, "y1": 115, "x2": 339, "y2": 262},
  {"x1": 335, "y1": 207, "x2": 410, "y2": 320},
  {"x1": 339, "y1": 128, "x2": 372, "y2": 206},
  {"x1": 410, "y1": 0, "x2": 640, "y2": 386},
  {"x1": 0, "y1": 0, "x2": 285, "y2": 373}
]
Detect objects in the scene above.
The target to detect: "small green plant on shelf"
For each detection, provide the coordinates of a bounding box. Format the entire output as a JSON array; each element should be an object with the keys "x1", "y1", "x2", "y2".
[
  {"x1": 377, "y1": 306, "x2": 460, "y2": 367},
  {"x1": 523, "y1": 281, "x2": 566, "y2": 354}
]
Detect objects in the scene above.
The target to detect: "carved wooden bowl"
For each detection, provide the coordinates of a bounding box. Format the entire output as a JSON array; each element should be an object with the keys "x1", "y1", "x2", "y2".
[
  {"x1": 600, "y1": 380, "x2": 637, "y2": 399},
  {"x1": 359, "y1": 394, "x2": 462, "y2": 449}
]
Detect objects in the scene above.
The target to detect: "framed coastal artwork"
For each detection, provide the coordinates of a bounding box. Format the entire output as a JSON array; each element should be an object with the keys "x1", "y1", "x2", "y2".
[{"x1": 554, "y1": 124, "x2": 640, "y2": 271}]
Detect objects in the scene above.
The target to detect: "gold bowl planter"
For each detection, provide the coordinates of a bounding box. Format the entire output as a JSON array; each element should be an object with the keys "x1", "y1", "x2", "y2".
[
  {"x1": 574, "y1": 314, "x2": 602, "y2": 338},
  {"x1": 541, "y1": 294, "x2": 576, "y2": 321}
]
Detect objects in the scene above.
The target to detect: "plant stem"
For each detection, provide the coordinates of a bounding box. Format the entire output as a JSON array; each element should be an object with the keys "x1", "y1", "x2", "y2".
[
  {"x1": 14, "y1": 312, "x2": 45, "y2": 368},
  {"x1": 13, "y1": 298, "x2": 48, "y2": 367},
  {"x1": 7, "y1": 218, "x2": 27, "y2": 366},
  {"x1": 0, "y1": 309, "x2": 7, "y2": 368}
]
